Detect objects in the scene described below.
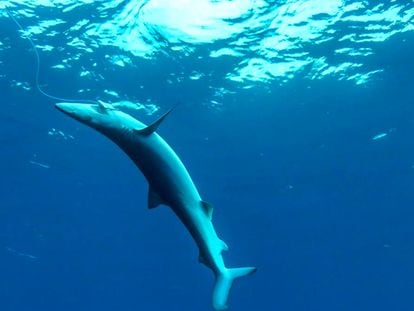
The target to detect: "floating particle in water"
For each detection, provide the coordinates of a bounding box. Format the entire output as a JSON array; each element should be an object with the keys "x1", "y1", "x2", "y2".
[
  {"x1": 372, "y1": 128, "x2": 396, "y2": 141},
  {"x1": 107, "y1": 54, "x2": 132, "y2": 67},
  {"x1": 48, "y1": 128, "x2": 74, "y2": 140},
  {"x1": 5, "y1": 247, "x2": 38, "y2": 260},
  {"x1": 104, "y1": 89, "x2": 120, "y2": 97},
  {"x1": 79, "y1": 70, "x2": 91, "y2": 77},
  {"x1": 10, "y1": 80, "x2": 31, "y2": 91},
  {"x1": 51, "y1": 64, "x2": 66, "y2": 70},
  {"x1": 372, "y1": 132, "x2": 388, "y2": 140},
  {"x1": 189, "y1": 71, "x2": 204, "y2": 80},
  {"x1": 112, "y1": 100, "x2": 159, "y2": 114},
  {"x1": 29, "y1": 160, "x2": 50, "y2": 169}
]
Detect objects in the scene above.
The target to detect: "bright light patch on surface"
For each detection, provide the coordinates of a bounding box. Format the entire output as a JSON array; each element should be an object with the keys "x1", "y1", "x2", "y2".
[
  {"x1": 210, "y1": 48, "x2": 244, "y2": 58},
  {"x1": 1, "y1": 0, "x2": 413, "y2": 96},
  {"x1": 231, "y1": 57, "x2": 311, "y2": 83},
  {"x1": 140, "y1": 0, "x2": 263, "y2": 43},
  {"x1": 24, "y1": 19, "x2": 66, "y2": 36}
]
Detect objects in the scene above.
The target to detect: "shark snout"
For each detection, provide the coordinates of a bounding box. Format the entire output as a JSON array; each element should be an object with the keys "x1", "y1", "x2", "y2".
[
  {"x1": 55, "y1": 102, "x2": 74, "y2": 115},
  {"x1": 55, "y1": 102, "x2": 93, "y2": 122}
]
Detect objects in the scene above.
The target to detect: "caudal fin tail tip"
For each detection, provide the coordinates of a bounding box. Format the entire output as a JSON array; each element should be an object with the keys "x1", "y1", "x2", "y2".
[
  {"x1": 230, "y1": 266, "x2": 257, "y2": 278},
  {"x1": 249, "y1": 266, "x2": 258, "y2": 274},
  {"x1": 214, "y1": 304, "x2": 229, "y2": 311},
  {"x1": 212, "y1": 266, "x2": 257, "y2": 310}
]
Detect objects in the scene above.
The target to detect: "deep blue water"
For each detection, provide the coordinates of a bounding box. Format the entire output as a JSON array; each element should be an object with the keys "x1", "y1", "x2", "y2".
[{"x1": 1, "y1": 1, "x2": 414, "y2": 310}]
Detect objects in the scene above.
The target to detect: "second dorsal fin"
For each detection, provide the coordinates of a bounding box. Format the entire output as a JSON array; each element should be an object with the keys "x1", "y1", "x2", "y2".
[
  {"x1": 134, "y1": 108, "x2": 173, "y2": 136},
  {"x1": 221, "y1": 240, "x2": 229, "y2": 252}
]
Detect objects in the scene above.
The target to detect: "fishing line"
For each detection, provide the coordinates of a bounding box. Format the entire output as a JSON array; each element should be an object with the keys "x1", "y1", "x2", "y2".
[{"x1": 5, "y1": 7, "x2": 100, "y2": 105}]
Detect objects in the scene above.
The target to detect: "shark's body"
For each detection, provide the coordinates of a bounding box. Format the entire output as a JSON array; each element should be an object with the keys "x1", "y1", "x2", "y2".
[{"x1": 56, "y1": 102, "x2": 256, "y2": 310}]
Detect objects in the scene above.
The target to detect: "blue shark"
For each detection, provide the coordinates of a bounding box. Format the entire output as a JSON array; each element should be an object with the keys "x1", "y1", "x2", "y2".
[{"x1": 55, "y1": 102, "x2": 256, "y2": 310}]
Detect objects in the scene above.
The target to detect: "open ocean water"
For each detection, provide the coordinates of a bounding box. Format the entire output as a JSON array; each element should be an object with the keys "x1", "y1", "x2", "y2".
[{"x1": 1, "y1": 1, "x2": 414, "y2": 310}]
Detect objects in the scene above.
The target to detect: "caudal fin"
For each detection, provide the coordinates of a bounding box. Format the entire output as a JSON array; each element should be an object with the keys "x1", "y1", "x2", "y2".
[{"x1": 212, "y1": 267, "x2": 257, "y2": 310}]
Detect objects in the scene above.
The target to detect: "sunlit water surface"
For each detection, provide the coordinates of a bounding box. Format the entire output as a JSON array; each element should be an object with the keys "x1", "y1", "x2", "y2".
[{"x1": 0, "y1": 0, "x2": 413, "y2": 108}]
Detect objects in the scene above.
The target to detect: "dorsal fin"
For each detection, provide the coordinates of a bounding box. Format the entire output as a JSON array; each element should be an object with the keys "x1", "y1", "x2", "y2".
[
  {"x1": 97, "y1": 100, "x2": 112, "y2": 113},
  {"x1": 134, "y1": 108, "x2": 173, "y2": 136},
  {"x1": 201, "y1": 200, "x2": 214, "y2": 220},
  {"x1": 148, "y1": 187, "x2": 165, "y2": 209}
]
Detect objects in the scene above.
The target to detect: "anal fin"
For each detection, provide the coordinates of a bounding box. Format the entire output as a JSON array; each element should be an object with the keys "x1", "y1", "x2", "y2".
[
  {"x1": 198, "y1": 252, "x2": 209, "y2": 267},
  {"x1": 201, "y1": 200, "x2": 214, "y2": 220},
  {"x1": 148, "y1": 187, "x2": 165, "y2": 209}
]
